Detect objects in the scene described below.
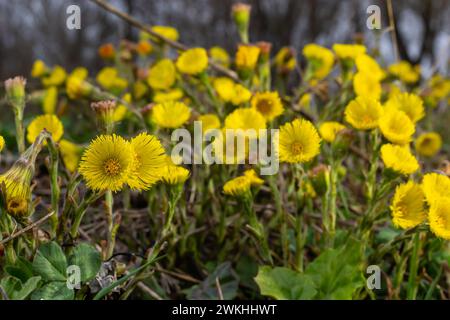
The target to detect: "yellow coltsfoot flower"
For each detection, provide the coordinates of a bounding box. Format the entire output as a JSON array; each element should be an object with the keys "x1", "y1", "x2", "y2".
[
  {"x1": 353, "y1": 71, "x2": 381, "y2": 100},
  {"x1": 332, "y1": 44, "x2": 366, "y2": 61},
  {"x1": 384, "y1": 92, "x2": 425, "y2": 123},
  {"x1": 428, "y1": 197, "x2": 450, "y2": 240},
  {"x1": 319, "y1": 121, "x2": 346, "y2": 143},
  {"x1": 127, "y1": 133, "x2": 166, "y2": 190},
  {"x1": 415, "y1": 132, "x2": 442, "y2": 157},
  {"x1": 390, "y1": 181, "x2": 426, "y2": 229},
  {"x1": 381, "y1": 144, "x2": 419, "y2": 175},
  {"x1": 302, "y1": 44, "x2": 334, "y2": 80},
  {"x1": 251, "y1": 91, "x2": 284, "y2": 122},
  {"x1": 147, "y1": 59, "x2": 177, "y2": 90},
  {"x1": 151, "y1": 101, "x2": 191, "y2": 129},
  {"x1": 27, "y1": 114, "x2": 64, "y2": 144},
  {"x1": 0, "y1": 135, "x2": 5, "y2": 152},
  {"x1": 235, "y1": 45, "x2": 261, "y2": 71},
  {"x1": 176, "y1": 48, "x2": 209, "y2": 75},
  {"x1": 198, "y1": 114, "x2": 221, "y2": 133},
  {"x1": 344, "y1": 96, "x2": 383, "y2": 130},
  {"x1": 379, "y1": 109, "x2": 415, "y2": 145},
  {"x1": 224, "y1": 108, "x2": 266, "y2": 135},
  {"x1": 59, "y1": 139, "x2": 82, "y2": 173},
  {"x1": 160, "y1": 157, "x2": 190, "y2": 185},
  {"x1": 422, "y1": 173, "x2": 450, "y2": 205},
  {"x1": 78, "y1": 134, "x2": 133, "y2": 192},
  {"x1": 277, "y1": 118, "x2": 321, "y2": 163}
]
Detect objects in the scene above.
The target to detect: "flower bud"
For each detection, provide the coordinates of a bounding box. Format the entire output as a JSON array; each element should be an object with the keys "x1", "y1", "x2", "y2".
[
  {"x1": 232, "y1": 3, "x2": 251, "y2": 44},
  {"x1": 5, "y1": 76, "x2": 26, "y2": 108},
  {"x1": 309, "y1": 164, "x2": 330, "y2": 197},
  {"x1": 91, "y1": 100, "x2": 117, "y2": 134}
]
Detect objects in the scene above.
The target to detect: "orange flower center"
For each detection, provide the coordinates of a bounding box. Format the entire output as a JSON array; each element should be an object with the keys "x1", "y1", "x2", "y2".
[
  {"x1": 291, "y1": 142, "x2": 303, "y2": 155},
  {"x1": 104, "y1": 158, "x2": 121, "y2": 176}
]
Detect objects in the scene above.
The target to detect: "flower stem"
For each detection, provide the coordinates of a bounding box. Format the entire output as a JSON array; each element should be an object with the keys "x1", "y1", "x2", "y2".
[{"x1": 407, "y1": 232, "x2": 421, "y2": 300}]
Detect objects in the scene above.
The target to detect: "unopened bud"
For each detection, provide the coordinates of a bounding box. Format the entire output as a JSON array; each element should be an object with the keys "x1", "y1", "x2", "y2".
[
  {"x1": 5, "y1": 76, "x2": 26, "y2": 108},
  {"x1": 309, "y1": 164, "x2": 330, "y2": 197},
  {"x1": 91, "y1": 100, "x2": 116, "y2": 134},
  {"x1": 232, "y1": 3, "x2": 251, "y2": 44}
]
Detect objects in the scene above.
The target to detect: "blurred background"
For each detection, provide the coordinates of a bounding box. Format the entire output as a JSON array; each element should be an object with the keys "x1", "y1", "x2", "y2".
[{"x1": 0, "y1": 0, "x2": 449, "y2": 79}]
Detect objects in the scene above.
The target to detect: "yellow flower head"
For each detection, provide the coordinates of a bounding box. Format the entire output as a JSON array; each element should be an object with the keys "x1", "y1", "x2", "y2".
[
  {"x1": 0, "y1": 161, "x2": 34, "y2": 218},
  {"x1": 428, "y1": 197, "x2": 450, "y2": 240},
  {"x1": 127, "y1": 133, "x2": 166, "y2": 190},
  {"x1": 251, "y1": 91, "x2": 284, "y2": 121},
  {"x1": 147, "y1": 59, "x2": 176, "y2": 90},
  {"x1": 224, "y1": 108, "x2": 266, "y2": 135},
  {"x1": 231, "y1": 84, "x2": 252, "y2": 105},
  {"x1": 319, "y1": 121, "x2": 346, "y2": 143},
  {"x1": 151, "y1": 101, "x2": 191, "y2": 129},
  {"x1": 198, "y1": 114, "x2": 221, "y2": 132},
  {"x1": 332, "y1": 44, "x2": 366, "y2": 60},
  {"x1": 223, "y1": 176, "x2": 251, "y2": 196},
  {"x1": 415, "y1": 132, "x2": 442, "y2": 157},
  {"x1": 223, "y1": 169, "x2": 263, "y2": 196},
  {"x1": 160, "y1": 159, "x2": 190, "y2": 185},
  {"x1": 66, "y1": 72, "x2": 92, "y2": 99},
  {"x1": 42, "y1": 65, "x2": 66, "y2": 87},
  {"x1": 59, "y1": 139, "x2": 82, "y2": 173},
  {"x1": 31, "y1": 59, "x2": 48, "y2": 78},
  {"x1": 274, "y1": 47, "x2": 297, "y2": 72},
  {"x1": 151, "y1": 25, "x2": 179, "y2": 42},
  {"x1": 243, "y1": 169, "x2": 264, "y2": 185},
  {"x1": 214, "y1": 77, "x2": 235, "y2": 101},
  {"x1": 27, "y1": 114, "x2": 64, "y2": 144},
  {"x1": 153, "y1": 88, "x2": 184, "y2": 104},
  {"x1": 353, "y1": 72, "x2": 381, "y2": 100},
  {"x1": 43, "y1": 86, "x2": 58, "y2": 114},
  {"x1": 0, "y1": 135, "x2": 5, "y2": 152},
  {"x1": 302, "y1": 44, "x2": 334, "y2": 80},
  {"x1": 422, "y1": 173, "x2": 450, "y2": 205},
  {"x1": 344, "y1": 96, "x2": 383, "y2": 130},
  {"x1": 78, "y1": 134, "x2": 133, "y2": 192},
  {"x1": 277, "y1": 118, "x2": 321, "y2": 163},
  {"x1": 355, "y1": 54, "x2": 385, "y2": 81},
  {"x1": 388, "y1": 61, "x2": 420, "y2": 84},
  {"x1": 390, "y1": 181, "x2": 426, "y2": 229},
  {"x1": 209, "y1": 46, "x2": 230, "y2": 67},
  {"x1": 176, "y1": 48, "x2": 209, "y2": 75},
  {"x1": 235, "y1": 45, "x2": 260, "y2": 70},
  {"x1": 379, "y1": 109, "x2": 415, "y2": 145},
  {"x1": 384, "y1": 92, "x2": 424, "y2": 123},
  {"x1": 381, "y1": 144, "x2": 419, "y2": 175},
  {"x1": 96, "y1": 67, "x2": 128, "y2": 92}
]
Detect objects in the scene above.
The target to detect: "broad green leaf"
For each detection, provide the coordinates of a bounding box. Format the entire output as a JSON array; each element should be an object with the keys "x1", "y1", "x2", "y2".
[
  {"x1": 5, "y1": 257, "x2": 34, "y2": 283},
  {"x1": 0, "y1": 276, "x2": 41, "y2": 300},
  {"x1": 305, "y1": 238, "x2": 364, "y2": 300},
  {"x1": 255, "y1": 266, "x2": 317, "y2": 300},
  {"x1": 32, "y1": 242, "x2": 68, "y2": 282},
  {"x1": 31, "y1": 282, "x2": 74, "y2": 300},
  {"x1": 68, "y1": 243, "x2": 102, "y2": 282}
]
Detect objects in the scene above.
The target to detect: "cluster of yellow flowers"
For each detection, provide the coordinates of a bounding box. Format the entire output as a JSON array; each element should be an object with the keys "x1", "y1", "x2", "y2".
[
  {"x1": 1, "y1": 2, "x2": 450, "y2": 302},
  {"x1": 78, "y1": 133, "x2": 188, "y2": 192}
]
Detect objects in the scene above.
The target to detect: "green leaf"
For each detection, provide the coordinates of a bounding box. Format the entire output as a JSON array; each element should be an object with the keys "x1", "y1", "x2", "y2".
[
  {"x1": 5, "y1": 257, "x2": 34, "y2": 283},
  {"x1": 31, "y1": 282, "x2": 74, "y2": 300},
  {"x1": 0, "y1": 276, "x2": 41, "y2": 300},
  {"x1": 255, "y1": 266, "x2": 317, "y2": 300},
  {"x1": 32, "y1": 242, "x2": 68, "y2": 282},
  {"x1": 68, "y1": 243, "x2": 102, "y2": 283},
  {"x1": 305, "y1": 239, "x2": 364, "y2": 299}
]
